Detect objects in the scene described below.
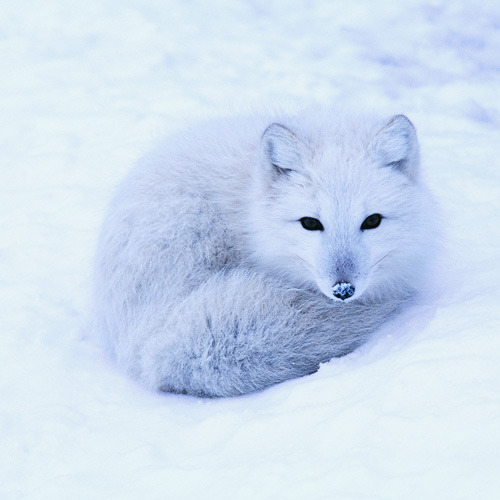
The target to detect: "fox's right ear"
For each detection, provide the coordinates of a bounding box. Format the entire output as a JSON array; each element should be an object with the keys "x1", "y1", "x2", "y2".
[{"x1": 260, "y1": 123, "x2": 307, "y2": 179}]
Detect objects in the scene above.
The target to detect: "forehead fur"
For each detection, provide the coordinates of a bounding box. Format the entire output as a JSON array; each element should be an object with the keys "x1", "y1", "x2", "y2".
[
  {"x1": 285, "y1": 107, "x2": 384, "y2": 150},
  {"x1": 283, "y1": 108, "x2": 387, "y2": 176},
  {"x1": 292, "y1": 111, "x2": 386, "y2": 185}
]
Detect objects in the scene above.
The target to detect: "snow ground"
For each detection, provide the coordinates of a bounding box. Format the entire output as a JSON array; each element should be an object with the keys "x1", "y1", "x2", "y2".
[{"x1": 1, "y1": 0, "x2": 500, "y2": 498}]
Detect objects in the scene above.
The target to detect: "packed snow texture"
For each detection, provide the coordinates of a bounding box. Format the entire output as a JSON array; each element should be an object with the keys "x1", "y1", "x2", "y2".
[{"x1": 1, "y1": 1, "x2": 500, "y2": 499}]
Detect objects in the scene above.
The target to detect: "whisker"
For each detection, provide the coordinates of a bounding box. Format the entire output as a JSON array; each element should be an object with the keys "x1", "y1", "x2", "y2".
[
  {"x1": 371, "y1": 250, "x2": 395, "y2": 269},
  {"x1": 290, "y1": 252, "x2": 313, "y2": 271}
]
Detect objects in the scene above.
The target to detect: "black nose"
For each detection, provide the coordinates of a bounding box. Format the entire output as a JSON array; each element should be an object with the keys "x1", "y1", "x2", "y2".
[{"x1": 332, "y1": 282, "x2": 355, "y2": 301}]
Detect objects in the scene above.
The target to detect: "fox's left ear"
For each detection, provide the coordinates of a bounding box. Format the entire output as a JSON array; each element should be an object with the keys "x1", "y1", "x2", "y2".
[{"x1": 374, "y1": 115, "x2": 420, "y2": 181}]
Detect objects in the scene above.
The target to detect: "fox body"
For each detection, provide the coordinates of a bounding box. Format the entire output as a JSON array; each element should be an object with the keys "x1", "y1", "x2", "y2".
[{"x1": 94, "y1": 108, "x2": 437, "y2": 397}]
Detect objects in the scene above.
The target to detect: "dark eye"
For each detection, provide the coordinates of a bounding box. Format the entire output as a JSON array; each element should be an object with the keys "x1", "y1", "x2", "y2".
[
  {"x1": 361, "y1": 213, "x2": 383, "y2": 231},
  {"x1": 300, "y1": 217, "x2": 324, "y2": 231}
]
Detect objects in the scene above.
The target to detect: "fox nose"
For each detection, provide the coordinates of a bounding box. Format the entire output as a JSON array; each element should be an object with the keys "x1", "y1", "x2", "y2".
[{"x1": 332, "y1": 282, "x2": 355, "y2": 301}]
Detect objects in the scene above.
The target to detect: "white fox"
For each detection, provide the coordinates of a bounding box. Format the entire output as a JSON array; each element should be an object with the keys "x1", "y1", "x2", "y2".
[{"x1": 93, "y1": 108, "x2": 437, "y2": 397}]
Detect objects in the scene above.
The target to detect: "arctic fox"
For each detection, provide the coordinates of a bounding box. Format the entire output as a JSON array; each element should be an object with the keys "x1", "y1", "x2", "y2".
[{"x1": 93, "y1": 108, "x2": 437, "y2": 397}]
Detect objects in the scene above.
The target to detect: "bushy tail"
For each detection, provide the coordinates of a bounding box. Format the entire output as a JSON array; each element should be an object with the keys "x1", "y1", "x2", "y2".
[{"x1": 115, "y1": 269, "x2": 397, "y2": 397}]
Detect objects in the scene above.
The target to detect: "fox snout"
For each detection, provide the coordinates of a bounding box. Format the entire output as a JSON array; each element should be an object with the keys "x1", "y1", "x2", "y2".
[{"x1": 327, "y1": 254, "x2": 363, "y2": 301}]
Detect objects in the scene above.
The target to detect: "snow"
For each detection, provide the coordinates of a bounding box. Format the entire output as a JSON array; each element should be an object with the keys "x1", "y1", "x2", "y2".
[{"x1": 1, "y1": 0, "x2": 500, "y2": 498}]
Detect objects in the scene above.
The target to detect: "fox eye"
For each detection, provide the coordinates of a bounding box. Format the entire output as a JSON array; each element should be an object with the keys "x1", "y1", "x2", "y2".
[
  {"x1": 300, "y1": 217, "x2": 324, "y2": 231},
  {"x1": 361, "y1": 213, "x2": 383, "y2": 231}
]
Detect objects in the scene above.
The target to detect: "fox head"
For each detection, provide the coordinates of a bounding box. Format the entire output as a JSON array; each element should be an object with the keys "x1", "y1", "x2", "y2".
[{"x1": 249, "y1": 113, "x2": 436, "y2": 303}]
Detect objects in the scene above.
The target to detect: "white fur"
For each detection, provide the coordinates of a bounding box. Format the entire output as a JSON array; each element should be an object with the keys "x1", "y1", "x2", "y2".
[{"x1": 93, "y1": 107, "x2": 438, "y2": 397}]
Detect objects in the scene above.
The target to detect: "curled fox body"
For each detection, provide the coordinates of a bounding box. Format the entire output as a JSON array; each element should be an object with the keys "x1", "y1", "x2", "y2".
[{"x1": 94, "y1": 108, "x2": 437, "y2": 397}]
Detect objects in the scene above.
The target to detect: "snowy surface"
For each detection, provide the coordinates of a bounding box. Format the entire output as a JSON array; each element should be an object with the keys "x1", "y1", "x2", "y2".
[{"x1": 2, "y1": 1, "x2": 500, "y2": 498}]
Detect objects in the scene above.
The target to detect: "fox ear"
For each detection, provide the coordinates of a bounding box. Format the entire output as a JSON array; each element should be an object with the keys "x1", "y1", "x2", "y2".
[
  {"x1": 375, "y1": 115, "x2": 419, "y2": 180},
  {"x1": 260, "y1": 123, "x2": 306, "y2": 178}
]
